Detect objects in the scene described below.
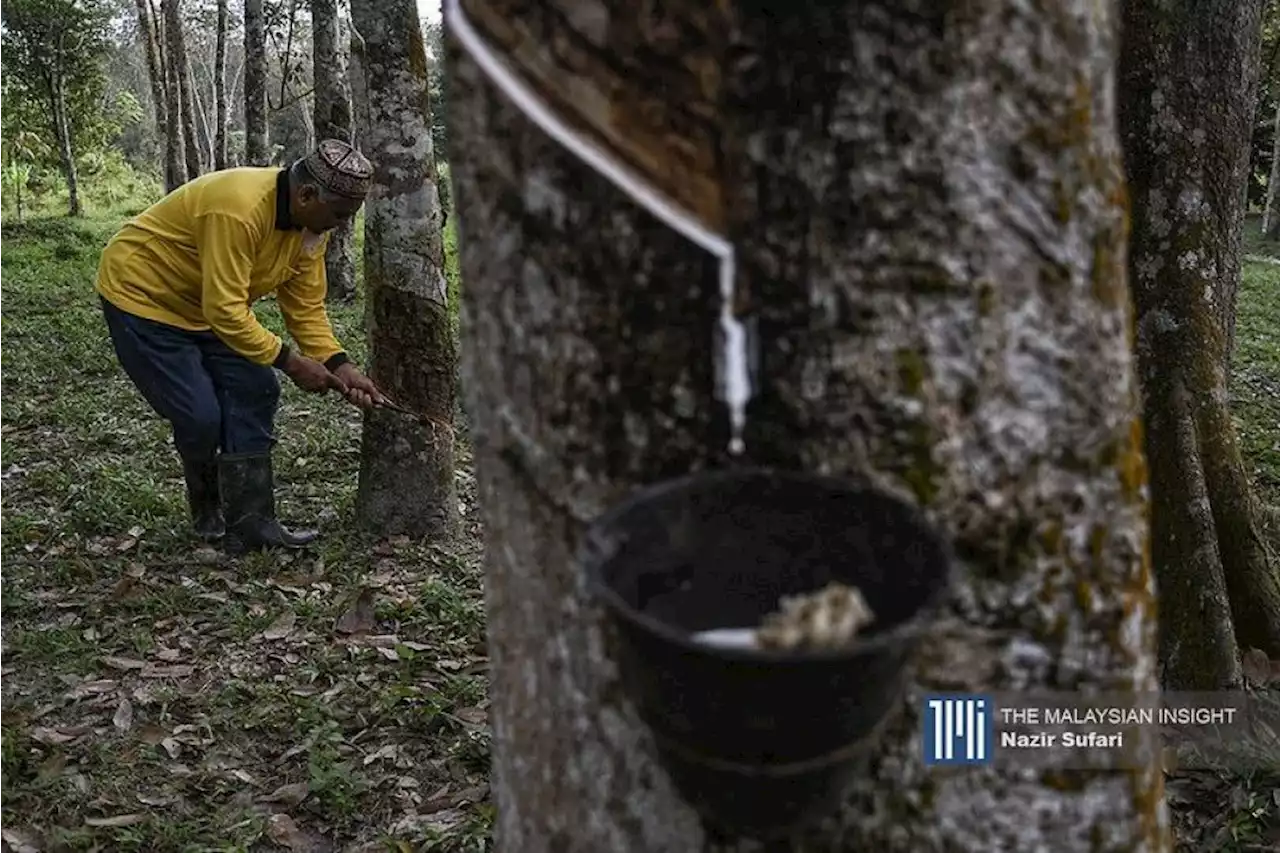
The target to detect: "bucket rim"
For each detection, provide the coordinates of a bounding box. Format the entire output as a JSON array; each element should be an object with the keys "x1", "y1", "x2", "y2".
[{"x1": 579, "y1": 466, "x2": 955, "y2": 663}]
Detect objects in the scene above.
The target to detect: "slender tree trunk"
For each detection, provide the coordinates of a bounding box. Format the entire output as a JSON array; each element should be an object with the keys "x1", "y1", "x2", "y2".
[
  {"x1": 244, "y1": 0, "x2": 270, "y2": 165},
  {"x1": 151, "y1": 0, "x2": 178, "y2": 186},
  {"x1": 447, "y1": 1, "x2": 1166, "y2": 850},
  {"x1": 348, "y1": 23, "x2": 369, "y2": 147},
  {"x1": 134, "y1": 0, "x2": 168, "y2": 132},
  {"x1": 227, "y1": 53, "x2": 245, "y2": 163},
  {"x1": 190, "y1": 70, "x2": 215, "y2": 168},
  {"x1": 352, "y1": 0, "x2": 457, "y2": 537},
  {"x1": 214, "y1": 0, "x2": 229, "y2": 170},
  {"x1": 298, "y1": 96, "x2": 315, "y2": 151},
  {"x1": 162, "y1": 0, "x2": 188, "y2": 189},
  {"x1": 1264, "y1": 100, "x2": 1280, "y2": 239},
  {"x1": 1119, "y1": 0, "x2": 1280, "y2": 684},
  {"x1": 312, "y1": 0, "x2": 358, "y2": 302},
  {"x1": 171, "y1": 8, "x2": 203, "y2": 178},
  {"x1": 49, "y1": 72, "x2": 82, "y2": 217}
]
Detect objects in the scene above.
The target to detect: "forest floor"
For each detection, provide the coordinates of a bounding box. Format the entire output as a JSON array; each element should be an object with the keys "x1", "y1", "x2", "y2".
[
  {"x1": 1, "y1": 212, "x2": 491, "y2": 853},
  {"x1": 1, "y1": 210, "x2": 1278, "y2": 852}
]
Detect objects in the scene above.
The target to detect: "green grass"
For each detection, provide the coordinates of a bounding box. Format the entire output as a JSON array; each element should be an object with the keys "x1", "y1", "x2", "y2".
[
  {"x1": 1233, "y1": 218, "x2": 1280, "y2": 510},
  {"x1": 1, "y1": 206, "x2": 491, "y2": 852}
]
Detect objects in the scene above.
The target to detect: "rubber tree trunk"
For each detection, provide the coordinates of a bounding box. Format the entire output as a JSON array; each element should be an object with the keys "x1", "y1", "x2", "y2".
[
  {"x1": 446, "y1": 1, "x2": 1167, "y2": 850},
  {"x1": 351, "y1": 0, "x2": 458, "y2": 538},
  {"x1": 213, "y1": 0, "x2": 229, "y2": 170},
  {"x1": 1119, "y1": 0, "x2": 1280, "y2": 688},
  {"x1": 134, "y1": 0, "x2": 167, "y2": 134},
  {"x1": 312, "y1": 0, "x2": 357, "y2": 302},
  {"x1": 165, "y1": 0, "x2": 203, "y2": 178},
  {"x1": 50, "y1": 71, "x2": 81, "y2": 217},
  {"x1": 243, "y1": 0, "x2": 269, "y2": 165},
  {"x1": 161, "y1": 0, "x2": 187, "y2": 190},
  {"x1": 1263, "y1": 100, "x2": 1280, "y2": 240}
]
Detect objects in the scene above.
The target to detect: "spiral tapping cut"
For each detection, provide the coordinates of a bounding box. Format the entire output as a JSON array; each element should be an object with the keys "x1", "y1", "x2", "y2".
[{"x1": 692, "y1": 582, "x2": 876, "y2": 652}]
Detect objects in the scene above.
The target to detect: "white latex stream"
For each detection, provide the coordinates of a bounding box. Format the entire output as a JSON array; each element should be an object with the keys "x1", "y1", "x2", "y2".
[{"x1": 446, "y1": 0, "x2": 752, "y2": 454}]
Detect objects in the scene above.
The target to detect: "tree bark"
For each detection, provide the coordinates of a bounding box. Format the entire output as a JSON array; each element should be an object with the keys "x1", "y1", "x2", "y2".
[
  {"x1": 1119, "y1": 0, "x2": 1280, "y2": 684},
  {"x1": 348, "y1": 23, "x2": 369, "y2": 145},
  {"x1": 351, "y1": 0, "x2": 457, "y2": 538},
  {"x1": 173, "y1": 8, "x2": 203, "y2": 178},
  {"x1": 1264, "y1": 100, "x2": 1280, "y2": 240},
  {"x1": 446, "y1": 1, "x2": 1167, "y2": 851},
  {"x1": 134, "y1": 0, "x2": 167, "y2": 133},
  {"x1": 244, "y1": 0, "x2": 269, "y2": 165},
  {"x1": 49, "y1": 70, "x2": 81, "y2": 217},
  {"x1": 312, "y1": 0, "x2": 357, "y2": 302},
  {"x1": 160, "y1": 0, "x2": 187, "y2": 190},
  {"x1": 214, "y1": 0, "x2": 229, "y2": 170},
  {"x1": 190, "y1": 68, "x2": 215, "y2": 168}
]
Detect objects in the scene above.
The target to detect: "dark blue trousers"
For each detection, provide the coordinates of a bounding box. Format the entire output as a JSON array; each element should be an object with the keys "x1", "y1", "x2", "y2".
[{"x1": 101, "y1": 297, "x2": 280, "y2": 460}]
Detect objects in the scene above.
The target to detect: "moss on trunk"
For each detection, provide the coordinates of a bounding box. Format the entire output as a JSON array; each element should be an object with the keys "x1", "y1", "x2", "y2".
[{"x1": 1119, "y1": 0, "x2": 1280, "y2": 676}]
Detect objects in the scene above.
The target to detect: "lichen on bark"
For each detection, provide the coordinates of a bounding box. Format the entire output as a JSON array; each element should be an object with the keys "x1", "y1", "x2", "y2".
[
  {"x1": 447, "y1": 0, "x2": 1166, "y2": 849},
  {"x1": 351, "y1": 0, "x2": 458, "y2": 536},
  {"x1": 1118, "y1": 0, "x2": 1280, "y2": 684}
]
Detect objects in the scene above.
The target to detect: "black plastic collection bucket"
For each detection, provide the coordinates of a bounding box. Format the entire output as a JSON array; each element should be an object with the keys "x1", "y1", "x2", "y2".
[{"x1": 581, "y1": 468, "x2": 953, "y2": 837}]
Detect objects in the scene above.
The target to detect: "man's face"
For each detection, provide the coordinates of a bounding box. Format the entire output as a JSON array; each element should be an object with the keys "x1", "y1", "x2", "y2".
[{"x1": 295, "y1": 185, "x2": 365, "y2": 233}]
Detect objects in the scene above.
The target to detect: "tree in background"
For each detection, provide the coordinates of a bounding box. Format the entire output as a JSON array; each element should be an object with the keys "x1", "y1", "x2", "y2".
[
  {"x1": 312, "y1": 0, "x2": 357, "y2": 302},
  {"x1": 351, "y1": 0, "x2": 457, "y2": 537},
  {"x1": 244, "y1": 0, "x2": 269, "y2": 164},
  {"x1": 1, "y1": 0, "x2": 112, "y2": 216},
  {"x1": 133, "y1": 0, "x2": 168, "y2": 136},
  {"x1": 163, "y1": 0, "x2": 204, "y2": 181},
  {"x1": 159, "y1": 0, "x2": 189, "y2": 187},
  {"x1": 447, "y1": 0, "x2": 1163, "y2": 849},
  {"x1": 213, "y1": 0, "x2": 230, "y2": 169},
  {"x1": 1120, "y1": 0, "x2": 1280, "y2": 689}
]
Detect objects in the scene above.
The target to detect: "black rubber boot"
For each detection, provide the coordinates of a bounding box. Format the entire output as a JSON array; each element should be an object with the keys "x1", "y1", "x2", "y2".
[
  {"x1": 181, "y1": 456, "x2": 224, "y2": 542},
  {"x1": 219, "y1": 452, "x2": 319, "y2": 553}
]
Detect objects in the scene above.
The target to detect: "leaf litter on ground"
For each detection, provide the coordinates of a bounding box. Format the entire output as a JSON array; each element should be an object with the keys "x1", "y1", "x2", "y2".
[{"x1": 2, "y1": 218, "x2": 495, "y2": 850}]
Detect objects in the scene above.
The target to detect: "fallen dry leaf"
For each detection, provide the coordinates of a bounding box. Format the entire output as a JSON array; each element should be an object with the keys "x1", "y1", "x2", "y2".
[
  {"x1": 1241, "y1": 647, "x2": 1272, "y2": 685},
  {"x1": 30, "y1": 727, "x2": 79, "y2": 746},
  {"x1": 141, "y1": 664, "x2": 194, "y2": 679},
  {"x1": 266, "y1": 813, "x2": 315, "y2": 851},
  {"x1": 160, "y1": 737, "x2": 182, "y2": 758},
  {"x1": 136, "y1": 792, "x2": 177, "y2": 807},
  {"x1": 454, "y1": 706, "x2": 487, "y2": 726},
  {"x1": 84, "y1": 813, "x2": 145, "y2": 827},
  {"x1": 37, "y1": 752, "x2": 67, "y2": 781},
  {"x1": 101, "y1": 656, "x2": 146, "y2": 671},
  {"x1": 1, "y1": 827, "x2": 43, "y2": 853},
  {"x1": 113, "y1": 698, "x2": 133, "y2": 732},
  {"x1": 262, "y1": 610, "x2": 298, "y2": 641},
  {"x1": 375, "y1": 647, "x2": 399, "y2": 662},
  {"x1": 260, "y1": 781, "x2": 310, "y2": 807},
  {"x1": 138, "y1": 724, "x2": 167, "y2": 745},
  {"x1": 334, "y1": 588, "x2": 376, "y2": 635},
  {"x1": 65, "y1": 679, "x2": 116, "y2": 700}
]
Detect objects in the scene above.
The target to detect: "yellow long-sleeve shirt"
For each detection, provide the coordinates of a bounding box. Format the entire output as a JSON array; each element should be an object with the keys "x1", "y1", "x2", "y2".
[{"x1": 95, "y1": 167, "x2": 345, "y2": 367}]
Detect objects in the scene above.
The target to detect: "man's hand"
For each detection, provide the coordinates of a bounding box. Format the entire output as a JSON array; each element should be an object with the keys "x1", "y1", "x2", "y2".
[
  {"x1": 283, "y1": 351, "x2": 348, "y2": 395},
  {"x1": 332, "y1": 362, "x2": 386, "y2": 409}
]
